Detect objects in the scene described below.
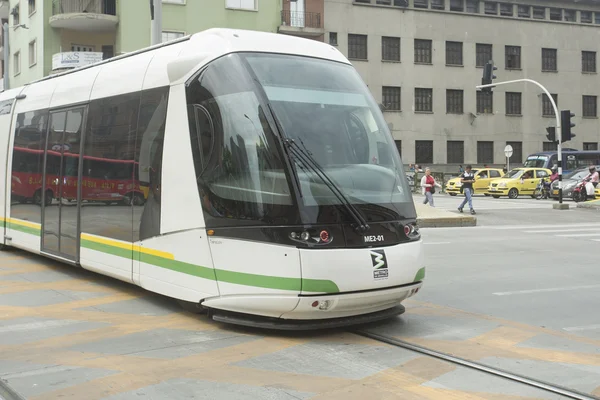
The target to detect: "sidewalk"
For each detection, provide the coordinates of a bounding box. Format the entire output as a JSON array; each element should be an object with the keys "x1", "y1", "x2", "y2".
[
  {"x1": 415, "y1": 203, "x2": 477, "y2": 227},
  {"x1": 576, "y1": 199, "x2": 600, "y2": 209}
]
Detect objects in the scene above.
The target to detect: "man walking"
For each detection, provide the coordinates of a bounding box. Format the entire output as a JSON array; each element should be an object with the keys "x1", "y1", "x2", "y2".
[{"x1": 458, "y1": 165, "x2": 476, "y2": 215}]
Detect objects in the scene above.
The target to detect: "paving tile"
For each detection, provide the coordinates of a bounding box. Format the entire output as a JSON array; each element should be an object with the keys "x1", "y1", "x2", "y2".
[
  {"x1": 517, "y1": 333, "x2": 600, "y2": 355},
  {"x1": 3, "y1": 364, "x2": 117, "y2": 398},
  {"x1": 102, "y1": 378, "x2": 314, "y2": 400},
  {"x1": 69, "y1": 328, "x2": 259, "y2": 359},
  {"x1": 0, "y1": 289, "x2": 107, "y2": 307},
  {"x1": 0, "y1": 270, "x2": 77, "y2": 283},
  {"x1": 234, "y1": 342, "x2": 419, "y2": 380},
  {"x1": 76, "y1": 297, "x2": 182, "y2": 316},
  {"x1": 0, "y1": 317, "x2": 109, "y2": 345}
]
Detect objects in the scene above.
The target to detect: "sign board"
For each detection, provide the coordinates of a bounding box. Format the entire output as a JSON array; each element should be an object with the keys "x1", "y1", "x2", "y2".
[
  {"x1": 52, "y1": 52, "x2": 103, "y2": 70},
  {"x1": 504, "y1": 144, "x2": 513, "y2": 158}
]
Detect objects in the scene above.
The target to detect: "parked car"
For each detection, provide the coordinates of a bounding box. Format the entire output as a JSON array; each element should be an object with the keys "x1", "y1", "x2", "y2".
[
  {"x1": 487, "y1": 167, "x2": 552, "y2": 199},
  {"x1": 445, "y1": 168, "x2": 504, "y2": 196},
  {"x1": 549, "y1": 165, "x2": 600, "y2": 200}
]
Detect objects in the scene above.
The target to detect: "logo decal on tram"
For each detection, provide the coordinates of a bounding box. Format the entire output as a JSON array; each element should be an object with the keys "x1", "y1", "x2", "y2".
[{"x1": 370, "y1": 250, "x2": 388, "y2": 280}]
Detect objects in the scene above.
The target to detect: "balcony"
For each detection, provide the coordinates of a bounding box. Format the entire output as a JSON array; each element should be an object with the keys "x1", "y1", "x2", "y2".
[
  {"x1": 50, "y1": 0, "x2": 118, "y2": 32},
  {"x1": 279, "y1": 10, "x2": 324, "y2": 37}
]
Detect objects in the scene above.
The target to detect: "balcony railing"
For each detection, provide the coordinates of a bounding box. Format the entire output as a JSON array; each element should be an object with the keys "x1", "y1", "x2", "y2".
[
  {"x1": 52, "y1": 0, "x2": 117, "y2": 16},
  {"x1": 280, "y1": 10, "x2": 322, "y2": 29}
]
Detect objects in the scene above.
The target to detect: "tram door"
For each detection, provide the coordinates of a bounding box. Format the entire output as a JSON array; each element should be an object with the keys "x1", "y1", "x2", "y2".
[{"x1": 41, "y1": 107, "x2": 87, "y2": 261}]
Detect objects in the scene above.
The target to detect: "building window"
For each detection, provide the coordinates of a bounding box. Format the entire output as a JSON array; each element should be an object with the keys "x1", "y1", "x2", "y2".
[
  {"x1": 415, "y1": 140, "x2": 433, "y2": 164},
  {"x1": 506, "y1": 92, "x2": 521, "y2": 115},
  {"x1": 505, "y1": 45, "x2": 521, "y2": 69},
  {"x1": 542, "y1": 48, "x2": 557, "y2": 72},
  {"x1": 447, "y1": 141, "x2": 464, "y2": 164},
  {"x1": 477, "y1": 141, "x2": 494, "y2": 164},
  {"x1": 162, "y1": 31, "x2": 184, "y2": 42},
  {"x1": 446, "y1": 89, "x2": 463, "y2": 114},
  {"x1": 450, "y1": 0, "x2": 463, "y2": 11},
  {"x1": 564, "y1": 9, "x2": 576, "y2": 21},
  {"x1": 583, "y1": 95, "x2": 597, "y2": 117},
  {"x1": 542, "y1": 93, "x2": 558, "y2": 117},
  {"x1": 549, "y1": 8, "x2": 561, "y2": 20},
  {"x1": 13, "y1": 51, "x2": 20, "y2": 76},
  {"x1": 414, "y1": 39, "x2": 432, "y2": 64},
  {"x1": 329, "y1": 32, "x2": 338, "y2": 46},
  {"x1": 506, "y1": 141, "x2": 522, "y2": 164},
  {"x1": 466, "y1": 0, "x2": 479, "y2": 13},
  {"x1": 477, "y1": 91, "x2": 493, "y2": 114},
  {"x1": 596, "y1": 12, "x2": 600, "y2": 24},
  {"x1": 445, "y1": 41, "x2": 463, "y2": 65},
  {"x1": 476, "y1": 43, "x2": 492, "y2": 67},
  {"x1": 163, "y1": 0, "x2": 185, "y2": 3},
  {"x1": 71, "y1": 44, "x2": 94, "y2": 52},
  {"x1": 499, "y1": 3, "x2": 512, "y2": 16},
  {"x1": 28, "y1": 0, "x2": 35, "y2": 15},
  {"x1": 431, "y1": 0, "x2": 444, "y2": 10},
  {"x1": 102, "y1": 45, "x2": 114, "y2": 60},
  {"x1": 225, "y1": 0, "x2": 257, "y2": 10},
  {"x1": 415, "y1": 88, "x2": 433, "y2": 112},
  {"x1": 348, "y1": 34, "x2": 368, "y2": 60},
  {"x1": 382, "y1": 36, "x2": 400, "y2": 61},
  {"x1": 581, "y1": 11, "x2": 593, "y2": 23},
  {"x1": 12, "y1": 4, "x2": 19, "y2": 25},
  {"x1": 376, "y1": 0, "x2": 392, "y2": 5},
  {"x1": 484, "y1": 1, "x2": 497, "y2": 14},
  {"x1": 582, "y1": 51, "x2": 596, "y2": 73},
  {"x1": 382, "y1": 86, "x2": 401, "y2": 111},
  {"x1": 414, "y1": 0, "x2": 428, "y2": 8},
  {"x1": 543, "y1": 142, "x2": 558, "y2": 151},
  {"x1": 584, "y1": 142, "x2": 598, "y2": 151},
  {"x1": 28, "y1": 40, "x2": 36, "y2": 67},
  {"x1": 395, "y1": 140, "x2": 402, "y2": 157},
  {"x1": 517, "y1": 5, "x2": 530, "y2": 17},
  {"x1": 532, "y1": 6, "x2": 545, "y2": 19}
]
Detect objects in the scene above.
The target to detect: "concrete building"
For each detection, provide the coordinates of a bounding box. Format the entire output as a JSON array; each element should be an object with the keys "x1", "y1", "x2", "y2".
[
  {"x1": 325, "y1": 0, "x2": 600, "y2": 170},
  {"x1": 4, "y1": 0, "x2": 282, "y2": 89}
]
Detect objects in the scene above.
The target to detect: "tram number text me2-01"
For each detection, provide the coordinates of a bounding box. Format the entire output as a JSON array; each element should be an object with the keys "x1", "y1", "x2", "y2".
[{"x1": 364, "y1": 235, "x2": 385, "y2": 243}]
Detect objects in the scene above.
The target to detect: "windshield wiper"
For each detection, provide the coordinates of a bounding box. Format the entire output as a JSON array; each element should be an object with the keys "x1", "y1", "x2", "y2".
[{"x1": 285, "y1": 138, "x2": 370, "y2": 233}]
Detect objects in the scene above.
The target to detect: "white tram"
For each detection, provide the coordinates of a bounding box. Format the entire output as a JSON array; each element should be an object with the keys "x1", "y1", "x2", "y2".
[{"x1": 0, "y1": 29, "x2": 424, "y2": 329}]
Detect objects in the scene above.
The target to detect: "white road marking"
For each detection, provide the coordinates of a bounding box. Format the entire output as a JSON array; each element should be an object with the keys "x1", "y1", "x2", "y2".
[
  {"x1": 493, "y1": 284, "x2": 600, "y2": 296},
  {"x1": 555, "y1": 233, "x2": 600, "y2": 238},
  {"x1": 524, "y1": 228, "x2": 600, "y2": 233},
  {"x1": 563, "y1": 324, "x2": 600, "y2": 332},
  {"x1": 0, "y1": 319, "x2": 81, "y2": 333},
  {"x1": 424, "y1": 242, "x2": 452, "y2": 245}
]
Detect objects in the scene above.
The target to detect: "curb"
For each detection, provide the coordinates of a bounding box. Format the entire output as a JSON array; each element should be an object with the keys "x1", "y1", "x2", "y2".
[
  {"x1": 417, "y1": 216, "x2": 477, "y2": 228},
  {"x1": 576, "y1": 200, "x2": 600, "y2": 209}
]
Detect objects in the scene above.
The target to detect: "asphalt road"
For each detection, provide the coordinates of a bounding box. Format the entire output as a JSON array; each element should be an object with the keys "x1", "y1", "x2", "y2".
[{"x1": 0, "y1": 194, "x2": 598, "y2": 399}]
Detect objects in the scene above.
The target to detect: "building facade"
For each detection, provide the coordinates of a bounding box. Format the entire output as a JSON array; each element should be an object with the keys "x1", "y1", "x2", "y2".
[
  {"x1": 4, "y1": 0, "x2": 283, "y2": 89},
  {"x1": 325, "y1": 0, "x2": 600, "y2": 170}
]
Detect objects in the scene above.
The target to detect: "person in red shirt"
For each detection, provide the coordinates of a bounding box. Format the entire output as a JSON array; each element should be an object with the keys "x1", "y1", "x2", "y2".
[{"x1": 420, "y1": 167, "x2": 441, "y2": 207}]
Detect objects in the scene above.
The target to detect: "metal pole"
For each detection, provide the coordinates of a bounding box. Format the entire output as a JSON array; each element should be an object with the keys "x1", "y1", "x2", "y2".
[
  {"x1": 477, "y1": 78, "x2": 562, "y2": 203},
  {"x1": 3, "y1": 22, "x2": 8, "y2": 90},
  {"x1": 150, "y1": 0, "x2": 162, "y2": 45}
]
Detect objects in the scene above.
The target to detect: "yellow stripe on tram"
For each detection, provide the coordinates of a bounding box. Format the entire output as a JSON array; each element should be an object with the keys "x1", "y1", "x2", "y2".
[{"x1": 80, "y1": 233, "x2": 175, "y2": 260}]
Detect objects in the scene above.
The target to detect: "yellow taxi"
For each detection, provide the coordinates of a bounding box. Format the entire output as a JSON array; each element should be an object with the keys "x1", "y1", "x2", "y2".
[
  {"x1": 487, "y1": 167, "x2": 552, "y2": 199},
  {"x1": 445, "y1": 168, "x2": 505, "y2": 196}
]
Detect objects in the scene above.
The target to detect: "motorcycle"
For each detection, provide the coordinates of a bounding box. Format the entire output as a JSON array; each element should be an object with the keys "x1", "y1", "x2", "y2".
[
  {"x1": 572, "y1": 177, "x2": 593, "y2": 202},
  {"x1": 533, "y1": 177, "x2": 551, "y2": 200}
]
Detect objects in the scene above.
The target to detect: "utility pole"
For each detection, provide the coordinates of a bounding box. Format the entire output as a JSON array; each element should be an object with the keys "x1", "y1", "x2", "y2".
[
  {"x1": 3, "y1": 22, "x2": 8, "y2": 90},
  {"x1": 150, "y1": 0, "x2": 162, "y2": 46}
]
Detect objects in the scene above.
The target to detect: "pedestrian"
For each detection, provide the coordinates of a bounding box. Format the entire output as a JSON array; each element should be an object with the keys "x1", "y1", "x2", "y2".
[
  {"x1": 458, "y1": 164, "x2": 476, "y2": 215},
  {"x1": 421, "y1": 167, "x2": 441, "y2": 207}
]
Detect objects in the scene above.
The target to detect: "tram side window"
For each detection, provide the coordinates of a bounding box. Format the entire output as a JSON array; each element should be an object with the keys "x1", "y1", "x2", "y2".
[
  {"x1": 10, "y1": 110, "x2": 48, "y2": 219},
  {"x1": 82, "y1": 92, "x2": 140, "y2": 243},
  {"x1": 135, "y1": 86, "x2": 169, "y2": 241},
  {"x1": 186, "y1": 55, "x2": 297, "y2": 227}
]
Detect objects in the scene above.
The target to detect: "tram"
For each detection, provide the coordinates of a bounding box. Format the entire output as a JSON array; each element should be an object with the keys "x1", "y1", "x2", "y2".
[{"x1": 0, "y1": 29, "x2": 424, "y2": 329}]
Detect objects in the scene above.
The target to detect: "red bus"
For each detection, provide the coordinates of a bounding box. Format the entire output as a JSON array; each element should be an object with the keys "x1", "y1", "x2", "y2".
[{"x1": 11, "y1": 147, "x2": 147, "y2": 206}]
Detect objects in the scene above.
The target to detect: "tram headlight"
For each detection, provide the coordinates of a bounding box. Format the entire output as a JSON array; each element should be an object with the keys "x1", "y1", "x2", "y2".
[{"x1": 300, "y1": 231, "x2": 310, "y2": 241}]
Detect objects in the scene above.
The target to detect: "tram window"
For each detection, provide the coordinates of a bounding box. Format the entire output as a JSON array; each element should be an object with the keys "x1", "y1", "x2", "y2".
[
  {"x1": 136, "y1": 86, "x2": 169, "y2": 241},
  {"x1": 192, "y1": 104, "x2": 214, "y2": 171}
]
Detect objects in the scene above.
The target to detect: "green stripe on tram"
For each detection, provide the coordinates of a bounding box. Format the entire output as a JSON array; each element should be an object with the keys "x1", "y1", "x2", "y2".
[
  {"x1": 4, "y1": 218, "x2": 339, "y2": 293},
  {"x1": 413, "y1": 267, "x2": 425, "y2": 282}
]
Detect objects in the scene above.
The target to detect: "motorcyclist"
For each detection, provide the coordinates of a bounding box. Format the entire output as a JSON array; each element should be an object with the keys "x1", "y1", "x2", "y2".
[
  {"x1": 584, "y1": 165, "x2": 599, "y2": 200},
  {"x1": 550, "y1": 167, "x2": 558, "y2": 182}
]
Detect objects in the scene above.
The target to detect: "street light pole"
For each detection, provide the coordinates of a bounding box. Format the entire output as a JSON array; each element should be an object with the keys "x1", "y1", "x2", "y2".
[
  {"x1": 150, "y1": 0, "x2": 162, "y2": 46},
  {"x1": 3, "y1": 22, "x2": 8, "y2": 90},
  {"x1": 477, "y1": 78, "x2": 567, "y2": 208}
]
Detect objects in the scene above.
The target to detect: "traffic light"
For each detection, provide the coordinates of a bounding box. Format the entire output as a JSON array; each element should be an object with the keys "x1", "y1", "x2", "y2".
[
  {"x1": 560, "y1": 110, "x2": 576, "y2": 142},
  {"x1": 546, "y1": 126, "x2": 557, "y2": 143},
  {"x1": 481, "y1": 60, "x2": 497, "y2": 92}
]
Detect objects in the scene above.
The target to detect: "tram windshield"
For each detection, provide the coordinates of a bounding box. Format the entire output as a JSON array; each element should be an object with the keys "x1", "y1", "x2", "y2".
[{"x1": 186, "y1": 52, "x2": 412, "y2": 227}]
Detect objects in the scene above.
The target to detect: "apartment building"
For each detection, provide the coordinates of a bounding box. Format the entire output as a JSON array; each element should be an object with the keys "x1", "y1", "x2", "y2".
[
  {"x1": 4, "y1": 0, "x2": 282, "y2": 89},
  {"x1": 325, "y1": 0, "x2": 600, "y2": 169}
]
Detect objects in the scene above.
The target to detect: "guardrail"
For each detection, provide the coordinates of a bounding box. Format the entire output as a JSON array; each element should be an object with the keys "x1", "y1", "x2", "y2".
[
  {"x1": 280, "y1": 10, "x2": 322, "y2": 28},
  {"x1": 52, "y1": 0, "x2": 117, "y2": 16}
]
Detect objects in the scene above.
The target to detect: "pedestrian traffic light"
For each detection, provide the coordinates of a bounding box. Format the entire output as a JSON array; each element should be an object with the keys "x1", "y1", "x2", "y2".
[
  {"x1": 546, "y1": 126, "x2": 557, "y2": 143},
  {"x1": 481, "y1": 61, "x2": 497, "y2": 92},
  {"x1": 560, "y1": 110, "x2": 576, "y2": 142}
]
